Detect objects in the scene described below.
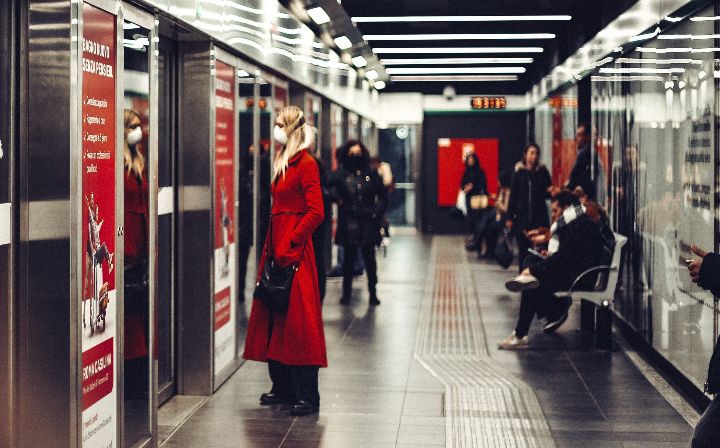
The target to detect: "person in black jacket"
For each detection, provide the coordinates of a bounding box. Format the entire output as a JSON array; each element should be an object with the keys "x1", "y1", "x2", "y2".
[
  {"x1": 328, "y1": 139, "x2": 388, "y2": 306},
  {"x1": 461, "y1": 153, "x2": 488, "y2": 250},
  {"x1": 687, "y1": 245, "x2": 720, "y2": 447},
  {"x1": 498, "y1": 190, "x2": 605, "y2": 349},
  {"x1": 507, "y1": 143, "x2": 552, "y2": 272}
]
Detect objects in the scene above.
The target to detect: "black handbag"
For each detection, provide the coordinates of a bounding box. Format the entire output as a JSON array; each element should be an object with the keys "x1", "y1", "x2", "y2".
[
  {"x1": 253, "y1": 215, "x2": 307, "y2": 314},
  {"x1": 494, "y1": 228, "x2": 514, "y2": 269}
]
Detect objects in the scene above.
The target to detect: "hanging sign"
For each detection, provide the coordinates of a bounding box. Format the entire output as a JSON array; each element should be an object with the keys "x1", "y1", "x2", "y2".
[{"x1": 213, "y1": 59, "x2": 236, "y2": 375}]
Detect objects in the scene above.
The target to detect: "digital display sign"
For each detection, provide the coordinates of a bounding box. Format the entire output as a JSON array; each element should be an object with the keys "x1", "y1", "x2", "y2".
[{"x1": 471, "y1": 97, "x2": 506, "y2": 109}]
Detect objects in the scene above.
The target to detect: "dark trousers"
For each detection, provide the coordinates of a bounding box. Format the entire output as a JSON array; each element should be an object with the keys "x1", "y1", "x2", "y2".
[
  {"x1": 342, "y1": 244, "x2": 377, "y2": 299},
  {"x1": 514, "y1": 229, "x2": 533, "y2": 273},
  {"x1": 484, "y1": 219, "x2": 504, "y2": 256},
  {"x1": 268, "y1": 359, "x2": 320, "y2": 406},
  {"x1": 514, "y1": 255, "x2": 571, "y2": 338},
  {"x1": 237, "y1": 243, "x2": 251, "y2": 302},
  {"x1": 691, "y1": 394, "x2": 720, "y2": 447}
]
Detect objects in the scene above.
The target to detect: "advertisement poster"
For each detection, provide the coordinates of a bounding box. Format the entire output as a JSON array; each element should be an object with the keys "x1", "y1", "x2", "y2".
[
  {"x1": 213, "y1": 60, "x2": 236, "y2": 375},
  {"x1": 437, "y1": 138, "x2": 498, "y2": 207},
  {"x1": 81, "y1": 3, "x2": 117, "y2": 447}
]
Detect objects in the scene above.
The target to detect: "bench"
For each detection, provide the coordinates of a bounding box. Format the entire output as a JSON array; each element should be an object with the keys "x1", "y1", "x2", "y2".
[{"x1": 554, "y1": 232, "x2": 628, "y2": 350}]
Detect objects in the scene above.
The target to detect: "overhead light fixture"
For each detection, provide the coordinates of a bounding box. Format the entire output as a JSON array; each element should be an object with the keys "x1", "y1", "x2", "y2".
[
  {"x1": 372, "y1": 47, "x2": 544, "y2": 54},
  {"x1": 237, "y1": 69, "x2": 250, "y2": 77},
  {"x1": 614, "y1": 57, "x2": 702, "y2": 64},
  {"x1": 352, "y1": 15, "x2": 571, "y2": 22},
  {"x1": 333, "y1": 35, "x2": 353, "y2": 50},
  {"x1": 636, "y1": 47, "x2": 720, "y2": 53},
  {"x1": 374, "y1": 80, "x2": 386, "y2": 89},
  {"x1": 658, "y1": 34, "x2": 720, "y2": 40},
  {"x1": 307, "y1": 7, "x2": 331, "y2": 25},
  {"x1": 591, "y1": 75, "x2": 664, "y2": 82},
  {"x1": 690, "y1": 16, "x2": 720, "y2": 21},
  {"x1": 390, "y1": 75, "x2": 518, "y2": 81},
  {"x1": 386, "y1": 67, "x2": 525, "y2": 75},
  {"x1": 352, "y1": 55, "x2": 367, "y2": 67},
  {"x1": 363, "y1": 33, "x2": 555, "y2": 41},
  {"x1": 598, "y1": 67, "x2": 685, "y2": 74},
  {"x1": 366, "y1": 70, "x2": 379, "y2": 80},
  {"x1": 380, "y1": 57, "x2": 533, "y2": 64}
]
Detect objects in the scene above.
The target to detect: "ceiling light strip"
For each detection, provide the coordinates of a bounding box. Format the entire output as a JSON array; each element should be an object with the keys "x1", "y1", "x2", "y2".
[
  {"x1": 386, "y1": 67, "x2": 526, "y2": 74},
  {"x1": 380, "y1": 57, "x2": 534, "y2": 64},
  {"x1": 390, "y1": 75, "x2": 518, "y2": 81},
  {"x1": 363, "y1": 33, "x2": 555, "y2": 40},
  {"x1": 352, "y1": 15, "x2": 571, "y2": 22},
  {"x1": 372, "y1": 47, "x2": 544, "y2": 54}
]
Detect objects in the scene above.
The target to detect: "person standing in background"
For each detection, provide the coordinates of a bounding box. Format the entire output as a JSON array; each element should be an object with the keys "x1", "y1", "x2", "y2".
[
  {"x1": 461, "y1": 153, "x2": 488, "y2": 251},
  {"x1": 506, "y1": 143, "x2": 552, "y2": 272}
]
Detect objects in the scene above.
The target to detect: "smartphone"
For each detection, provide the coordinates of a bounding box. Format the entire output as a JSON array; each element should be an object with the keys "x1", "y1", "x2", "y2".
[{"x1": 528, "y1": 248, "x2": 547, "y2": 259}]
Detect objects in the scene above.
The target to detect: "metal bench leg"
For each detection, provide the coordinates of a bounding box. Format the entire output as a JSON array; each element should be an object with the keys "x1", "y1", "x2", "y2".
[
  {"x1": 596, "y1": 305, "x2": 612, "y2": 350},
  {"x1": 580, "y1": 299, "x2": 595, "y2": 332}
]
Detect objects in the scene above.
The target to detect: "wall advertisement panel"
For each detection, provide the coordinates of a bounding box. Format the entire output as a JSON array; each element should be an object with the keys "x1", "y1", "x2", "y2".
[
  {"x1": 214, "y1": 59, "x2": 236, "y2": 375},
  {"x1": 592, "y1": 3, "x2": 717, "y2": 389},
  {"x1": 80, "y1": 3, "x2": 117, "y2": 447}
]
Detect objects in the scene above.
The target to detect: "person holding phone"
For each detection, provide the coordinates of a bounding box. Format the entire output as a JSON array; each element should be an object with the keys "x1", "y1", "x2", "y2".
[{"x1": 686, "y1": 245, "x2": 720, "y2": 447}]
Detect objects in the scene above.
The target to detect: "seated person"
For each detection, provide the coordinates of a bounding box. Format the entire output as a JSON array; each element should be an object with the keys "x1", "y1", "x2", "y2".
[{"x1": 498, "y1": 190, "x2": 605, "y2": 349}]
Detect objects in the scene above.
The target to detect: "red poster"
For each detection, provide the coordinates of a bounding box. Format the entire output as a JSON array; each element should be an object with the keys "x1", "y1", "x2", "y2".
[
  {"x1": 82, "y1": 337, "x2": 114, "y2": 411},
  {"x1": 81, "y1": 3, "x2": 116, "y2": 340},
  {"x1": 214, "y1": 60, "x2": 235, "y2": 255},
  {"x1": 214, "y1": 287, "x2": 231, "y2": 331},
  {"x1": 437, "y1": 138, "x2": 499, "y2": 206}
]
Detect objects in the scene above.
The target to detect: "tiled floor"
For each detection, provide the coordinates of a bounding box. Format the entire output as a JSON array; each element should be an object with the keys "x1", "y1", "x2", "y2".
[{"x1": 161, "y1": 232, "x2": 697, "y2": 448}]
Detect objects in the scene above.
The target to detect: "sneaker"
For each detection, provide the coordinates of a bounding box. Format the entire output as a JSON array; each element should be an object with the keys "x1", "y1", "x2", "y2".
[
  {"x1": 505, "y1": 274, "x2": 540, "y2": 292},
  {"x1": 497, "y1": 331, "x2": 529, "y2": 350}
]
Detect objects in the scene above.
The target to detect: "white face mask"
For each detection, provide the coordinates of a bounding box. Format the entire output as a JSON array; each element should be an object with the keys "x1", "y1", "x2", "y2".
[
  {"x1": 273, "y1": 126, "x2": 288, "y2": 145},
  {"x1": 126, "y1": 127, "x2": 142, "y2": 146}
]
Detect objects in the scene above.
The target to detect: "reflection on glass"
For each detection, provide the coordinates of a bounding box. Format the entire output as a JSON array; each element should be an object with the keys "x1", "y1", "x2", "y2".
[
  {"x1": 123, "y1": 19, "x2": 151, "y2": 448},
  {"x1": 591, "y1": 4, "x2": 716, "y2": 389}
]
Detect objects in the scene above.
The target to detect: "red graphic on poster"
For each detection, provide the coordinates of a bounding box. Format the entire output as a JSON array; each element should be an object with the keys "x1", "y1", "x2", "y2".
[
  {"x1": 214, "y1": 287, "x2": 231, "y2": 330},
  {"x1": 82, "y1": 337, "x2": 114, "y2": 411},
  {"x1": 215, "y1": 60, "x2": 235, "y2": 274},
  {"x1": 437, "y1": 138, "x2": 499, "y2": 206},
  {"x1": 82, "y1": 3, "x2": 116, "y2": 341},
  {"x1": 550, "y1": 94, "x2": 577, "y2": 188}
]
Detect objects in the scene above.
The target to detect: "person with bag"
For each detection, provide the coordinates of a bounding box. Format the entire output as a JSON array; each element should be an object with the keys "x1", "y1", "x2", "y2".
[
  {"x1": 461, "y1": 153, "x2": 488, "y2": 250},
  {"x1": 328, "y1": 139, "x2": 388, "y2": 306},
  {"x1": 686, "y1": 244, "x2": 720, "y2": 447},
  {"x1": 484, "y1": 171, "x2": 512, "y2": 266},
  {"x1": 506, "y1": 143, "x2": 552, "y2": 272},
  {"x1": 243, "y1": 106, "x2": 326, "y2": 417}
]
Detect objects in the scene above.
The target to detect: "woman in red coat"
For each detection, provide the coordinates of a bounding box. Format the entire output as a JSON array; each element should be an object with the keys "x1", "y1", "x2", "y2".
[{"x1": 243, "y1": 106, "x2": 326, "y2": 416}]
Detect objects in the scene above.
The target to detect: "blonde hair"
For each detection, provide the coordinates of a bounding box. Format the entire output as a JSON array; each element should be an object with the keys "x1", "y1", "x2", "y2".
[
  {"x1": 273, "y1": 106, "x2": 306, "y2": 181},
  {"x1": 124, "y1": 109, "x2": 145, "y2": 178}
]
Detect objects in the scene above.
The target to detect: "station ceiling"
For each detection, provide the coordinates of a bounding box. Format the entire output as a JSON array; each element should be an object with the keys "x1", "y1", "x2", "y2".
[{"x1": 284, "y1": 0, "x2": 641, "y2": 96}]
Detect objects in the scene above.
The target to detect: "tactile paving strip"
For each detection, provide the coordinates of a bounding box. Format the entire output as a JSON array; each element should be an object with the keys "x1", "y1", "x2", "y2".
[{"x1": 414, "y1": 237, "x2": 556, "y2": 448}]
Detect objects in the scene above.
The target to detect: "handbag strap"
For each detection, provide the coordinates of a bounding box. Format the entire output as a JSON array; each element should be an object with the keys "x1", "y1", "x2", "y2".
[{"x1": 265, "y1": 211, "x2": 307, "y2": 264}]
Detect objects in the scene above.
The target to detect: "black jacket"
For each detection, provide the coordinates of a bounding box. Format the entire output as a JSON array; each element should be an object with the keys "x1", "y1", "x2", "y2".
[
  {"x1": 528, "y1": 213, "x2": 605, "y2": 291},
  {"x1": 507, "y1": 161, "x2": 552, "y2": 232},
  {"x1": 698, "y1": 253, "x2": 720, "y2": 393},
  {"x1": 328, "y1": 162, "x2": 388, "y2": 247},
  {"x1": 566, "y1": 143, "x2": 595, "y2": 199},
  {"x1": 461, "y1": 165, "x2": 487, "y2": 197}
]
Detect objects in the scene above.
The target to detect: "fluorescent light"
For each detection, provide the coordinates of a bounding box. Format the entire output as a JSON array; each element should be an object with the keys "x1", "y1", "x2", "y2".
[
  {"x1": 363, "y1": 33, "x2": 555, "y2": 40},
  {"x1": 352, "y1": 55, "x2": 367, "y2": 67},
  {"x1": 390, "y1": 75, "x2": 518, "y2": 81},
  {"x1": 690, "y1": 16, "x2": 720, "y2": 21},
  {"x1": 386, "y1": 67, "x2": 525, "y2": 74},
  {"x1": 591, "y1": 75, "x2": 664, "y2": 82},
  {"x1": 380, "y1": 57, "x2": 533, "y2": 64},
  {"x1": 237, "y1": 69, "x2": 250, "y2": 77},
  {"x1": 307, "y1": 7, "x2": 330, "y2": 25},
  {"x1": 333, "y1": 35, "x2": 352, "y2": 49},
  {"x1": 614, "y1": 58, "x2": 702, "y2": 64},
  {"x1": 366, "y1": 70, "x2": 379, "y2": 80},
  {"x1": 352, "y1": 15, "x2": 571, "y2": 22},
  {"x1": 636, "y1": 47, "x2": 720, "y2": 53},
  {"x1": 658, "y1": 34, "x2": 720, "y2": 40},
  {"x1": 374, "y1": 80, "x2": 386, "y2": 89},
  {"x1": 372, "y1": 47, "x2": 544, "y2": 54},
  {"x1": 599, "y1": 67, "x2": 685, "y2": 74}
]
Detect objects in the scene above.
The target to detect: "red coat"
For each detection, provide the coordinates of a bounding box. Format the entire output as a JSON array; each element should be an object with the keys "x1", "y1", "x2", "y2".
[{"x1": 243, "y1": 150, "x2": 327, "y2": 367}]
